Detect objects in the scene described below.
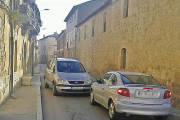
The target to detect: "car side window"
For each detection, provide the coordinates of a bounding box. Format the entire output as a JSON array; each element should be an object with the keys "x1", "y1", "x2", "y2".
[
  {"x1": 108, "y1": 74, "x2": 117, "y2": 86},
  {"x1": 99, "y1": 74, "x2": 112, "y2": 85}
]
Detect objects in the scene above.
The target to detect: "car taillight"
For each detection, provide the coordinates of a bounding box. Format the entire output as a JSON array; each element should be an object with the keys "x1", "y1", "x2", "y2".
[
  {"x1": 163, "y1": 91, "x2": 171, "y2": 99},
  {"x1": 117, "y1": 88, "x2": 130, "y2": 97}
]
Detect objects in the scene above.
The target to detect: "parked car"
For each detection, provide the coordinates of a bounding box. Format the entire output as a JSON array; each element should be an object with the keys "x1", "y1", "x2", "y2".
[
  {"x1": 44, "y1": 58, "x2": 92, "y2": 96},
  {"x1": 90, "y1": 71, "x2": 171, "y2": 120}
]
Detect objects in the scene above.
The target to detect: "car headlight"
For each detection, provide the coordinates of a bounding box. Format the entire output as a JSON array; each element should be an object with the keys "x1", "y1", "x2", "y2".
[
  {"x1": 58, "y1": 79, "x2": 68, "y2": 84},
  {"x1": 85, "y1": 79, "x2": 92, "y2": 85}
]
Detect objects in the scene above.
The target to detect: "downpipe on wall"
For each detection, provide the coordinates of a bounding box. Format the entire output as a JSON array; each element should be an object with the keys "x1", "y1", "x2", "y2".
[{"x1": 9, "y1": 0, "x2": 16, "y2": 99}]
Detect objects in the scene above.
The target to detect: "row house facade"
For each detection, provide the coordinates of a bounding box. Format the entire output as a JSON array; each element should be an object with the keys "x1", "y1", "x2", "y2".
[
  {"x1": 56, "y1": 30, "x2": 67, "y2": 58},
  {"x1": 63, "y1": 0, "x2": 108, "y2": 58},
  {"x1": 75, "y1": 0, "x2": 180, "y2": 109},
  {"x1": 37, "y1": 32, "x2": 58, "y2": 64},
  {"x1": 0, "y1": 0, "x2": 41, "y2": 106}
]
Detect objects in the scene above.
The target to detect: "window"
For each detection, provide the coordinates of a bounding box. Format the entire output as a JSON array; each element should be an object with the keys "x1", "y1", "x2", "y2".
[
  {"x1": 99, "y1": 73, "x2": 112, "y2": 84},
  {"x1": 121, "y1": 75, "x2": 162, "y2": 86},
  {"x1": 74, "y1": 28, "x2": 76, "y2": 40},
  {"x1": 109, "y1": 74, "x2": 117, "y2": 85},
  {"x1": 84, "y1": 25, "x2": 86, "y2": 39},
  {"x1": 121, "y1": 48, "x2": 126, "y2": 69},
  {"x1": 123, "y1": 0, "x2": 129, "y2": 18},
  {"x1": 56, "y1": 61, "x2": 86, "y2": 73},
  {"x1": 14, "y1": 0, "x2": 19, "y2": 10},
  {"x1": 78, "y1": 29, "x2": 80, "y2": 41},
  {"x1": 67, "y1": 42, "x2": 69, "y2": 49},
  {"x1": 74, "y1": 12, "x2": 76, "y2": 19},
  {"x1": 103, "y1": 13, "x2": 106, "y2": 32},
  {"x1": 92, "y1": 20, "x2": 95, "y2": 36}
]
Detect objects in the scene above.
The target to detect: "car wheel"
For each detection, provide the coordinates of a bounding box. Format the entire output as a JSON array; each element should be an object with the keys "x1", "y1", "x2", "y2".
[
  {"x1": 154, "y1": 116, "x2": 168, "y2": 120},
  {"x1": 109, "y1": 101, "x2": 118, "y2": 120},
  {"x1": 90, "y1": 90, "x2": 96, "y2": 105},
  {"x1": 52, "y1": 83, "x2": 58, "y2": 96},
  {"x1": 44, "y1": 79, "x2": 49, "y2": 88}
]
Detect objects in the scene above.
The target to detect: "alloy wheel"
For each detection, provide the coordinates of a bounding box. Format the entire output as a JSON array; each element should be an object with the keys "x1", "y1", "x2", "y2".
[{"x1": 109, "y1": 102, "x2": 115, "y2": 119}]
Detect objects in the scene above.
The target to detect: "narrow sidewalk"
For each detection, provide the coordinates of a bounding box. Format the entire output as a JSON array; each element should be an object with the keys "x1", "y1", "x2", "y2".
[{"x1": 0, "y1": 66, "x2": 42, "y2": 120}]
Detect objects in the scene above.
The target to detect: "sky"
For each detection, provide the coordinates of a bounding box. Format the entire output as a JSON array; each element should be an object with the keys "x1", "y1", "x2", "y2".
[{"x1": 36, "y1": 0, "x2": 90, "y2": 40}]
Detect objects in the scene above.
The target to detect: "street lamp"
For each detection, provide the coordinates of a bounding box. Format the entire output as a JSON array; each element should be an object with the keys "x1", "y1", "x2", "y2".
[
  {"x1": 40, "y1": 9, "x2": 50, "y2": 11},
  {"x1": 44, "y1": 9, "x2": 50, "y2": 11}
]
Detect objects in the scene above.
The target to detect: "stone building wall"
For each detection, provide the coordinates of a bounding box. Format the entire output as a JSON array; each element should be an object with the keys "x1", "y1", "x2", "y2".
[
  {"x1": 76, "y1": 0, "x2": 180, "y2": 109},
  {"x1": 0, "y1": 0, "x2": 33, "y2": 106},
  {"x1": 38, "y1": 36, "x2": 57, "y2": 63}
]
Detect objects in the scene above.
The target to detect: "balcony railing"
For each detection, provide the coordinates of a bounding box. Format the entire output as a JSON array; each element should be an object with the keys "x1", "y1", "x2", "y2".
[{"x1": 19, "y1": 3, "x2": 41, "y2": 36}]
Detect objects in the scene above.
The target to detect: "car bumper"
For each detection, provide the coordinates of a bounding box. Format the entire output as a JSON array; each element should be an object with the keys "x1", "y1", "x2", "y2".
[
  {"x1": 114, "y1": 101, "x2": 171, "y2": 116},
  {"x1": 56, "y1": 84, "x2": 91, "y2": 93}
]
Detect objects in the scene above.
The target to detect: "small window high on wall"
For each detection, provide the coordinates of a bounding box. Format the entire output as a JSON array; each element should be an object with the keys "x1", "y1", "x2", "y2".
[
  {"x1": 84, "y1": 25, "x2": 86, "y2": 39},
  {"x1": 103, "y1": 12, "x2": 106, "y2": 32},
  {"x1": 92, "y1": 20, "x2": 95, "y2": 36},
  {"x1": 123, "y1": 0, "x2": 129, "y2": 18},
  {"x1": 78, "y1": 29, "x2": 80, "y2": 41},
  {"x1": 121, "y1": 48, "x2": 126, "y2": 69}
]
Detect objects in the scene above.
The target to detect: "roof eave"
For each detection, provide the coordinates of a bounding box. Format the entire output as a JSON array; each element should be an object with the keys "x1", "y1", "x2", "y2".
[{"x1": 75, "y1": 0, "x2": 112, "y2": 27}]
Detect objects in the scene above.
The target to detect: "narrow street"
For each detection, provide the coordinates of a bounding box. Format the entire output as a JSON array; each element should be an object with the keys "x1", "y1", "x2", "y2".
[{"x1": 39, "y1": 64, "x2": 154, "y2": 120}]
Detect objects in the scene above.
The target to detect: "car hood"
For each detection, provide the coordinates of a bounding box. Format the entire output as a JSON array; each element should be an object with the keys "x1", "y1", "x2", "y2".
[{"x1": 57, "y1": 72, "x2": 90, "y2": 81}]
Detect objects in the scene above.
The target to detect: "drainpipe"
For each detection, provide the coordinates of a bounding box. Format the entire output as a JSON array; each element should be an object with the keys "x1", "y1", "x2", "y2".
[{"x1": 10, "y1": 0, "x2": 15, "y2": 98}]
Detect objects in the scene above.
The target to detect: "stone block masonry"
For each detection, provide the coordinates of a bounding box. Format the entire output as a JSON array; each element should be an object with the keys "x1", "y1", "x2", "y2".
[{"x1": 76, "y1": 0, "x2": 180, "y2": 109}]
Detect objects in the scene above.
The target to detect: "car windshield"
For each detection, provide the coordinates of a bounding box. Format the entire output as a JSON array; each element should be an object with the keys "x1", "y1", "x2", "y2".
[
  {"x1": 121, "y1": 75, "x2": 162, "y2": 86},
  {"x1": 57, "y1": 61, "x2": 86, "y2": 73}
]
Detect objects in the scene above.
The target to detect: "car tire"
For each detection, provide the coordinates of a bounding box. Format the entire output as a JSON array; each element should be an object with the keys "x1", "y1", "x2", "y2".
[
  {"x1": 90, "y1": 90, "x2": 96, "y2": 105},
  {"x1": 44, "y1": 79, "x2": 49, "y2": 88},
  {"x1": 109, "y1": 101, "x2": 118, "y2": 120},
  {"x1": 52, "y1": 83, "x2": 58, "y2": 96},
  {"x1": 154, "y1": 116, "x2": 168, "y2": 120}
]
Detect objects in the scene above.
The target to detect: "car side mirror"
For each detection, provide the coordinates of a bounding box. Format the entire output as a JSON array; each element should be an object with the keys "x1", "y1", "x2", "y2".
[
  {"x1": 96, "y1": 78, "x2": 102, "y2": 83},
  {"x1": 86, "y1": 70, "x2": 90, "y2": 73}
]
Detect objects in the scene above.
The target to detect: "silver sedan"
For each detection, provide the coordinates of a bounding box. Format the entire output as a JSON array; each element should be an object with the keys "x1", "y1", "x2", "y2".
[{"x1": 90, "y1": 71, "x2": 171, "y2": 120}]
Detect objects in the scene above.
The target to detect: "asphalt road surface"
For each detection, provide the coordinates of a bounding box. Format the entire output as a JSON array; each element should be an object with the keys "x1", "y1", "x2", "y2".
[{"x1": 40, "y1": 64, "x2": 154, "y2": 120}]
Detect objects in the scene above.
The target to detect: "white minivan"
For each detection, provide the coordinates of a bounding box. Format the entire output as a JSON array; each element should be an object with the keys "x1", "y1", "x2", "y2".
[{"x1": 44, "y1": 58, "x2": 92, "y2": 96}]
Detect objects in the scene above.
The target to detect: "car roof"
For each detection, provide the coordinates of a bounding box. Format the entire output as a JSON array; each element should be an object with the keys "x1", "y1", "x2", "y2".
[
  {"x1": 108, "y1": 71, "x2": 151, "y2": 76},
  {"x1": 55, "y1": 58, "x2": 80, "y2": 62}
]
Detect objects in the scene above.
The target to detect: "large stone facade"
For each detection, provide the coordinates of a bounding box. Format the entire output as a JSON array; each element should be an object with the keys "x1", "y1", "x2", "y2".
[
  {"x1": 76, "y1": 0, "x2": 180, "y2": 109},
  {"x1": 64, "y1": 0, "x2": 108, "y2": 58},
  {"x1": 0, "y1": 0, "x2": 41, "y2": 106}
]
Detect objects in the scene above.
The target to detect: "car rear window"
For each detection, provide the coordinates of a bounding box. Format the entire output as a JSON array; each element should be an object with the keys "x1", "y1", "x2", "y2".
[
  {"x1": 57, "y1": 61, "x2": 86, "y2": 73},
  {"x1": 121, "y1": 75, "x2": 162, "y2": 86}
]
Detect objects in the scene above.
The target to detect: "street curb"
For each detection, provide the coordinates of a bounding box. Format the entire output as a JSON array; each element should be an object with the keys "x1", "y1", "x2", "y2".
[
  {"x1": 169, "y1": 107, "x2": 180, "y2": 120},
  {"x1": 37, "y1": 76, "x2": 43, "y2": 120}
]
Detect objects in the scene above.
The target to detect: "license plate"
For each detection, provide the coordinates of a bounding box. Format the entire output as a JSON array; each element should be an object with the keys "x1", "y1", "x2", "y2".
[
  {"x1": 71, "y1": 87, "x2": 83, "y2": 90},
  {"x1": 137, "y1": 91, "x2": 158, "y2": 97}
]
